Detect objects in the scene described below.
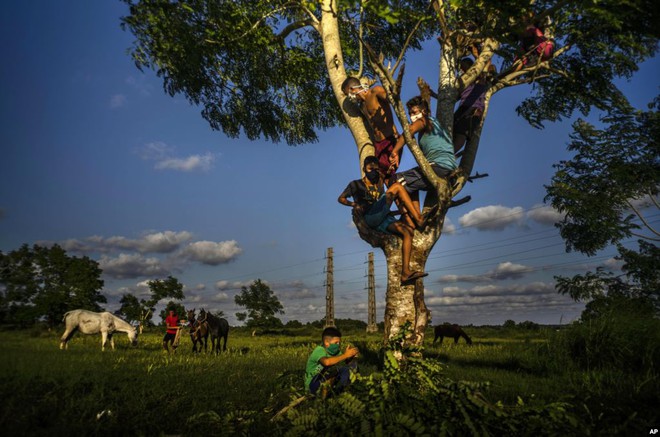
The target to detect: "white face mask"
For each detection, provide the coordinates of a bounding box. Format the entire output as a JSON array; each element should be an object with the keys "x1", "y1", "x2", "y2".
[
  {"x1": 346, "y1": 84, "x2": 368, "y2": 103},
  {"x1": 410, "y1": 112, "x2": 424, "y2": 123}
]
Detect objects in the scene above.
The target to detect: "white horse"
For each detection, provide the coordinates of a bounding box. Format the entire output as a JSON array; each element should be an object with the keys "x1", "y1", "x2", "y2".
[{"x1": 60, "y1": 309, "x2": 138, "y2": 351}]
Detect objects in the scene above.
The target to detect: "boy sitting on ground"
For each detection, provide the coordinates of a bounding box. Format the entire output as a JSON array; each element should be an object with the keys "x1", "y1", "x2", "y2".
[{"x1": 304, "y1": 327, "x2": 359, "y2": 397}]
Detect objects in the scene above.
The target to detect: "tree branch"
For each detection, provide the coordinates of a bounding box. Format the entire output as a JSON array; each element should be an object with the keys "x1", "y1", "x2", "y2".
[
  {"x1": 277, "y1": 19, "x2": 315, "y2": 40},
  {"x1": 627, "y1": 200, "x2": 660, "y2": 237}
]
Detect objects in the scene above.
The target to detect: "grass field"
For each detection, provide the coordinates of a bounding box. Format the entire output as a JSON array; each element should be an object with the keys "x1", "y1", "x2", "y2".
[{"x1": 0, "y1": 325, "x2": 656, "y2": 435}]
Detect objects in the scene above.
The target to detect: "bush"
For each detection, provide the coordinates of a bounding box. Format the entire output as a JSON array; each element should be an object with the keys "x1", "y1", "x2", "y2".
[
  {"x1": 277, "y1": 323, "x2": 588, "y2": 435},
  {"x1": 554, "y1": 307, "x2": 660, "y2": 372}
]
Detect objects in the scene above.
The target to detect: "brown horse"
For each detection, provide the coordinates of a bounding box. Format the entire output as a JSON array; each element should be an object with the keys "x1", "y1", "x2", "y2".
[
  {"x1": 186, "y1": 308, "x2": 209, "y2": 353},
  {"x1": 433, "y1": 323, "x2": 472, "y2": 345},
  {"x1": 198, "y1": 309, "x2": 229, "y2": 354}
]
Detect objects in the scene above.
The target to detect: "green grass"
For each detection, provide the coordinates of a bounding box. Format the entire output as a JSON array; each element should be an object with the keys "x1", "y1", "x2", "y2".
[{"x1": 0, "y1": 325, "x2": 656, "y2": 435}]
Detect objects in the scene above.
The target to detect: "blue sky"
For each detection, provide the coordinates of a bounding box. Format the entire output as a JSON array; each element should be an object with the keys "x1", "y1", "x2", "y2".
[{"x1": 1, "y1": 1, "x2": 657, "y2": 326}]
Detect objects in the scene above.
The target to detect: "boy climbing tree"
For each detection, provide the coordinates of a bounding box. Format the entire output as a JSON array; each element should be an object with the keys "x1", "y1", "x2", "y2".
[{"x1": 122, "y1": 0, "x2": 659, "y2": 348}]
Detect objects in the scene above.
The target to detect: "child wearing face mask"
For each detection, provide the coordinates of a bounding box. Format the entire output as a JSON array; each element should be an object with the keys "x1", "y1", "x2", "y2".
[
  {"x1": 389, "y1": 96, "x2": 458, "y2": 218},
  {"x1": 341, "y1": 76, "x2": 401, "y2": 183},
  {"x1": 304, "y1": 327, "x2": 359, "y2": 396},
  {"x1": 338, "y1": 156, "x2": 429, "y2": 283}
]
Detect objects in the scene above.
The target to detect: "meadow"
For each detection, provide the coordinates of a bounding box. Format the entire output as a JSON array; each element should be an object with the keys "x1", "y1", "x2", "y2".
[{"x1": 0, "y1": 324, "x2": 657, "y2": 436}]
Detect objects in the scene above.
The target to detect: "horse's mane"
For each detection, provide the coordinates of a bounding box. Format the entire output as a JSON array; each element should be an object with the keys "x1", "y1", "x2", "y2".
[{"x1": 110, "y1": 313, "x2": 135, "y2": 332}]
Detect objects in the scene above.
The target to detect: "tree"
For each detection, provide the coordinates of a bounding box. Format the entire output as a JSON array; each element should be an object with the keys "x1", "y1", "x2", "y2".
[
  {"x1": 118, "y1": 293, "x2": 144, "y2": 324},
  {"x1": 158, "y1": 301, "x2": 186, "y2": 324},
  {"x1": 503, "y1": 319, "x2": 517, "y2": 329},
  {"x1": 547, "y1": 97, "x2": 659, "y2": 315},
  {"x1": 0, "y1": 244, "x2": 105, "y2": 327},
  {"x1": 142, "y1": 276, "x2": 185, "y2": 327},
  {"x1": 121, "y1": 0, "x2": 659, "y2": 346},
  {"x1": 234, "y1": 279, "x2": 284, "y2": 329}
]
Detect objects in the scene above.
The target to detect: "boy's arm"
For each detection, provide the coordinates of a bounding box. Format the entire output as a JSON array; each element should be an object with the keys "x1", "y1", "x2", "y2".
[
  {"x1": 390, "y1": 118, "x2": 427, "y2": 166},
  {"x1": 338, "y1": 184, "x2": 362, "y2": 212},
  {"x1": 319, "y1": 346, "x2": 359, "y2": 367}
]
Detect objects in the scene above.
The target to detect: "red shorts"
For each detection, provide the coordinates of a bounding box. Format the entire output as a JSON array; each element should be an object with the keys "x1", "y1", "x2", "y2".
[{"x1": 374, "y1": 136, "x2": 398, "y2": 178}]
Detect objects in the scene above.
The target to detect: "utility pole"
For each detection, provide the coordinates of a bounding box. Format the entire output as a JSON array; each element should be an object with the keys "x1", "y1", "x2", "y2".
[
  {"x1": 366, "y1": 252, "x2": 378, "y2": 333},
  {"x1": 325, "y1": 247, "x2": 335, "y2": 328}
]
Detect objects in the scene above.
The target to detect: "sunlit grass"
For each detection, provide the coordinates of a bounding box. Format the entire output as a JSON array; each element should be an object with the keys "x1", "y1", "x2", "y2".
[{"x1": 1, "y1": 325, "x2": 656, "y2": 435}]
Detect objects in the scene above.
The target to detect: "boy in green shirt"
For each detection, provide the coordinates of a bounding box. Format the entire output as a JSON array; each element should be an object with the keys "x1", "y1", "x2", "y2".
[{"x1": 304, "y1": 327, "x2": 359, "y2": 396}]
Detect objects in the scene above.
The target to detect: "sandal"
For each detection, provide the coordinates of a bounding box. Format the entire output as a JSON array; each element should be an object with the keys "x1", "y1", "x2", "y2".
[{"x1": 401, "y1": 271, "x2": 428, "y2": 284}]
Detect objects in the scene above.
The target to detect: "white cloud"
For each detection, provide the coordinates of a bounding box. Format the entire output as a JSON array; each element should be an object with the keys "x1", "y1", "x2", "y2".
[
  {"x1": 443, "y1": 217, "x2": 456, "y2": 235},
  {"x1": 459, "y1": 205, "x2": 525, "y2": 231},
  {"x1": 438, "y1": 262, "x2": 532, "y2": 283},
  {"x1": 103, "y1": 231, "x2": 193, "y2": 253},
  {"x1": 99, "y1": 253, "x2": 169, "y2": 279},
  {"x1": 109, "y1": 94, "x2": 126, "y2": 109},
  {"x1": 137, "y1": 141, "x2": 216, "y2": 172},
  {"x1": 215, "y1": 280, "x2": 251, "y2": 291},
  {"x1": 527, "y1": 204, "x2": 564, "y2": 226},
  {"x1": 211, "y1": 292, "x2": 230, "y2": 302},
  {"x1": 155, "y1": 153, "x2": 215, "y2": 172},
  {"x1": 182, "y1": 240, "x2": 242, "y2": 265}
]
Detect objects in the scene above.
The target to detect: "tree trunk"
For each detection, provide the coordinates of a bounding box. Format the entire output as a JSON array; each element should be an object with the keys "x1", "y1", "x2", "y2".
[{"x1": 320, "y1": 0, "x2": 374, "y2": 173}]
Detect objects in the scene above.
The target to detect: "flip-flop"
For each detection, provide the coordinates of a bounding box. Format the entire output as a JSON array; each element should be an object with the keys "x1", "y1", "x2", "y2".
[{"x1": 401, "y1": 271, "x2": 428, "y2": 284}]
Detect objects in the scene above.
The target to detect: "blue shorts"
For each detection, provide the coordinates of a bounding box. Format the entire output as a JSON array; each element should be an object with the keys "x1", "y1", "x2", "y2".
[
  {"x1": 395, "y1": 164, "x2": 453, "y2": 194},
  {"x1": 364, "y1": 194, "x2": 397, "y2": 233}
]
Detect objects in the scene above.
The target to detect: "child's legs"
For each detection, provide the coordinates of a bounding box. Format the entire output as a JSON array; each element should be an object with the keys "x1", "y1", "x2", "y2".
[{"x1": 386, "y1": 183, "x2": 422, "y2": 227}]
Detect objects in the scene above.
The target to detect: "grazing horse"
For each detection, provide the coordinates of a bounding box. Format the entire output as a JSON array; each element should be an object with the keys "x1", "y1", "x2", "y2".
[
  {"x1": 187, "y1": 308, "x2": 209, "y2": 353},
  {"x1": 197, "y1": 309, "x2": 229, "y2": 354},
  {"x1": 60, "y1": 309, "x2": 138, "y2": 351},
  {"x1": 433, "y1": 323, "x2": 472, "y2": 345}
]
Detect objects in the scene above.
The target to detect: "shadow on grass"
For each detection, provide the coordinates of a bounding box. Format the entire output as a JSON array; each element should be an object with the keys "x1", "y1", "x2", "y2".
[{"x1": 424, "y1": 349, "x2": 549, "y2": 376}]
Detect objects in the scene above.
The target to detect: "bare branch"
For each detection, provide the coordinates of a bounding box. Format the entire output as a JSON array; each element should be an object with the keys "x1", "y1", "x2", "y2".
[
  {"x1": 630, "y1": 232, "x2": 660, "y2": 241},
  {"x1": 391, "y1": 11, "x2": 429, "y2": 75},
  {"x1": 627, "y1": 200, "x2": 660, "y2": 237},
  {"x1": 277, "y1": 19, "x2": 315, "y2": 40},
  {"x1": 228, "y1": 4, "x2": 312, "y2": 43}
]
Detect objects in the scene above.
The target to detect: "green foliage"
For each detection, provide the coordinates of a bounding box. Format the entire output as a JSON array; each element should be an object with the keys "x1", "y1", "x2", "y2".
[
  {"x1": 553, "y1": 305, "x2": 660, "y2": 373},
  {"x1": 117, "y1": 293, "x2": 143, "y2": 323},
  {"x1": 0, "y1": 244, "x2": 105, "y2": 327},
  {"x1": 159, "y1": 301, "x2": 186, "y2": 324},
  {"x1": 503, "y1": 319, "x2": 517, "y2": 329},
  {"x1": 278, "y1": 323, "x2": 587, "y2": 435},
  {"x1": 547, "y1": 97, "x2": 659, "y2": 256},
  {"x1": 235, "y1": 279, "x2": 285, "y2": 329},
  {"x1": 549, "y1": 96, "x2": 659, "y2": 318}
]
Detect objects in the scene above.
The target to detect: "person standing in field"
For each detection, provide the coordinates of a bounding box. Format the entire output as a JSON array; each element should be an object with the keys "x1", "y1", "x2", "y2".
[
  {"x1": 304, "y1": 327, "x2": 359, "y2": 397},
  {"x1": 163, "y1": 309, "x2": 180, "y2": 353},
  {"x1": 342, "y1": 77, "x2": 400, "y2": 183}
]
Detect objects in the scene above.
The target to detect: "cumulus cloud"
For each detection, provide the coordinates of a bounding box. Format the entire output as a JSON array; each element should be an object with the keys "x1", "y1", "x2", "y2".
[
  {"x1": 105, "y1": 231, "x2": 193, "y2": 253},
  {"x1": 459, "y1": 205, "x2": 525, "y2": 231},
  {"x1": 527, "y1": 204, "x2": 564, "y2": 226},
  {"x1": 155, "y1": 153, "x2": 215, "y2": 172},
  {"x1": 182, "y1": 240, "x2": 242, "y2": 265},
  {"x1": 211, "y1": 292, "x2": 230, "y2": 302},
  {"x1": 137, "y1": 141, "x2": 216, "y2": 172},
  {"x1": 443, "y1": 217, "x2": 456, "y2": 235},
  {"x1": 438, "y1": 262, "x2": 532, "y2": 283},
  {"x1": 215, "y1": 280, "x2": 251, "y2": 291},
  {"x1": 38, "y1": 231, "x2": 193, "y2": 255},
  {"x1": 109, "y1": 94, "x2": 126, "y2": 109},
  {"x1": 98, "y1": 253, "x2": 169, "y2": 279}
]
